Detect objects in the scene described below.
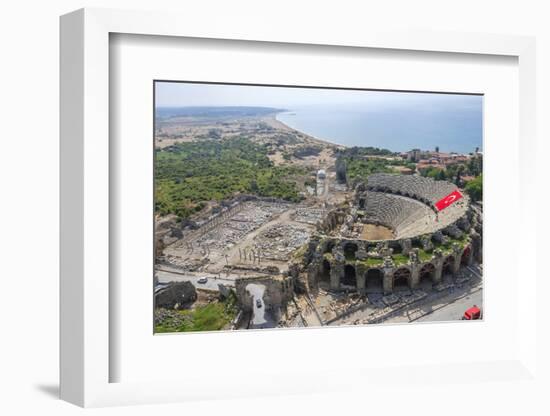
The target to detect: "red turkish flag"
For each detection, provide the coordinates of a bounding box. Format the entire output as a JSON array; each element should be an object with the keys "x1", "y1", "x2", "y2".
[{"x1": 435, "y1": 189, "x2": 463, "y2": 211}]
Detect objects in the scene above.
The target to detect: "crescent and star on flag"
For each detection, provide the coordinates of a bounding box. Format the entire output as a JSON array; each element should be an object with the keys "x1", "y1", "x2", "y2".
[{"x1": 434, "y1": 189, "x2": 463, "y2": 212}]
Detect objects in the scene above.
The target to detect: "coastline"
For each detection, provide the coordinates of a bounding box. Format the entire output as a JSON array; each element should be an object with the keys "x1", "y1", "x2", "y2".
[
  {"x1": 270, "y1": 110, "x2": 481, "y2": 155},
  {"x1": 267, "y1": 111, "x2": 346, "y2": 150}
]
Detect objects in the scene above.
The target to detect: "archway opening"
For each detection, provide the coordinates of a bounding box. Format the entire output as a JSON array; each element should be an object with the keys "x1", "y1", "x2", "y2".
[
  {"x1": 412, "y1": 239, "x2": 423, "y2": 249},
  {"x1": 344, "y1": 242, "x2": 359, "y2": 260},
  {"x1": 365, "y1": 268, "x2": 383, "y2": 293},
  {"x1": 390, "y1": 242, "x2": 403, "y2": 254},
  {"x1": 443, "y1": 256, "x2": 455, "y2": 276},
  {"x1": 342, "y1": 265, "x2": 357, "y2": 288},
  {"x1": 419, "y1": 263, "x2": 435, "y2": 288},
  {"x1": 461, "y1": 246, "x2": 471, "y2": 266},
  {"x1": 321, "y1": 259, "x2": 331, "y2": 283},
  {"x1": 393, "y1": 267, "x2": 411, "y2": 291},
  {"x1": 325, "y1": 241, "x2": 335, "y2": 254},
  {"x1": 358, "y1": 198, "x2": 365, "y2": 209}
]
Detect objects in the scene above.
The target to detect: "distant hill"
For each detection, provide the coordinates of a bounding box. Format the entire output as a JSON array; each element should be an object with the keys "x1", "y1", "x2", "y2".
[{"x1": 155, "y1": 106, "x2": 285, "y2": 120}]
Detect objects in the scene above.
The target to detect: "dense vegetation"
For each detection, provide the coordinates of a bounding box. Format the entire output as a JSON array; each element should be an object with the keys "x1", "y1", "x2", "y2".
[
  {"x1": 345, "y1": 158, "x2": 394, "y2": 183},
  {"x1": 335, "y1": 146, "x2": 410, "y2": 185},
  {"x1": 464, "y1": 174, "x2": 482, "y2": 201},
  {"x1": 419, "y1": 155, "x2": 482, "y2": 185},
  {"x1": 419, "y1": 163, "x2": 482, "y2": 201},
  {"x1": 420, "y1": 164, "x2": 472, "y2": 184},
  {"x1": 155, "y1": 293, "x2": 238, "y2": 333},
  {"x1": 338, "y1": 146, "x2": 396, "y2": 157},
  {"x1": 155, "y1": 138, "x2": 305, "y2": 219}
]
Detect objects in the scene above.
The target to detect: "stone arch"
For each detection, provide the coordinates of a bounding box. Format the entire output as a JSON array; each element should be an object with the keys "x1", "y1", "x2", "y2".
[
  {"x1": 412, "y1": 238, "x2": 423, "y2": 249},
  {"x1": 461, "y1": 246, "x2": 471, "y2": 266},
  {"x1": 343, "y1": 242, "x2": 359, "y2": 260},
  {"x1": 325, "y1": 240, "x2": 335, "y2": 254},
  {"x1": 342, "y1": 265, "x2": 357, "y2": 288},
  {"x1": 365, "y1": 268, "x2": 384, "y2": 293},
  {"x1": 392, "y1": 244, "x2": 403, "y2": 254},
  {"x1": 443, "y1": 255, "x2": 455, "y2": 276},
  {"x1": 393, "y1": 267, "x2": 411, "y2": 290},
  {"x1": 419, "y1": 262, "x2": 435, "y2": 285}
]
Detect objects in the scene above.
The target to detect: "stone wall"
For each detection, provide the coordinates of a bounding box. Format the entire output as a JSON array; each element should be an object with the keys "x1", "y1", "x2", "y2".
[
  {"x1": 307, "y1": 236, "x2": 477, "y2": 295},
  {"x1": 155, "y1": 281, "x2": 197, "y2": 309},
  {"x1": 234, "y1": 275, "x2": 294, "y2": 312}
]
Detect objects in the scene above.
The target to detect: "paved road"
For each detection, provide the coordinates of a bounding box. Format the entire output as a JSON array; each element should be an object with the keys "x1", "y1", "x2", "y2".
[
  {"x1": 246, "y1": 283, "x2": 267, "y2": 326},
  {"x1": 416, "y1": 288, "x2": 482, "y2": 322},
  {"x1": 345, "y1": 263, "x2": 483, "y2": 325},
  {"x1": 156, "y1": 269, "x2": 235, "y2": 291}
]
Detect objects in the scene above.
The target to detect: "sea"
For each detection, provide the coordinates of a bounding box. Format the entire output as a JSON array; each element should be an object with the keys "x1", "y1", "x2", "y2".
[{"x1": 276, "y1": 94, "x2": 483, "y2": 154}]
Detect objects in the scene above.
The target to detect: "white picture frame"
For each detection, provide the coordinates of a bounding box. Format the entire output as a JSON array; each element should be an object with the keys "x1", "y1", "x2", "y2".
[{"x1": 60, "y1": 8, "x2": 538, "y2": 408}]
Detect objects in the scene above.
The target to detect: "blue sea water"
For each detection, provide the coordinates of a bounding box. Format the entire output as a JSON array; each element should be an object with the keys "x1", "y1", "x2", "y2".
[{"x1": 276, "y1": 94, "x2": 483, "y2": 154}]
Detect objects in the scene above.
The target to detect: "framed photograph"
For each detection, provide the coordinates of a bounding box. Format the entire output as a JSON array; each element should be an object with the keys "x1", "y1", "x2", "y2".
[
  {"x1": 152, "y1": 81, "x2": 483, "y2": 333},
  {"x1": 60, "y1": 8, "x2": 537, "y2": 407}
]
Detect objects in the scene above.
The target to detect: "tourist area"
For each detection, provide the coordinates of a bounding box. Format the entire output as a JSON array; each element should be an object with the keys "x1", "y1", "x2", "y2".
[{"x1": 153, "y1": 86, "x2": 483, "y2": 333}]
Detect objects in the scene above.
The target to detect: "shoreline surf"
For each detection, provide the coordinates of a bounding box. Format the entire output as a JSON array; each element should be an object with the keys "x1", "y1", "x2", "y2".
[
  {"x1": 275, "y1": 108, "x2": 481, "y2": 155},
  {"x1": 270, "y1": 112, "x2": 346, "y2": 150}
]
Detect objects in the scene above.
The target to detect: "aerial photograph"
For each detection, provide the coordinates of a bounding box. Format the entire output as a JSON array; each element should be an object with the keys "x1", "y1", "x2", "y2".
[{"x1": 153, "y1": 82, "x2": 483, "y2": 333}]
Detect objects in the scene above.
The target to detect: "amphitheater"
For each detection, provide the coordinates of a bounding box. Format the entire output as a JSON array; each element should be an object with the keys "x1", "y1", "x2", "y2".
[{"x1": 305, "y1": 173, "x2": 482, "y2": 295}]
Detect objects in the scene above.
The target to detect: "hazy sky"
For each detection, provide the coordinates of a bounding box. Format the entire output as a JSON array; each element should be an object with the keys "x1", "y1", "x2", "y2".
[{"x1": 155, "y1": 81, "x2": 482, "y2": 110}]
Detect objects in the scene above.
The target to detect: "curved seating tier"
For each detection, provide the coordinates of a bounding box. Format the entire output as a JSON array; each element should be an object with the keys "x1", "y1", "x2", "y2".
[
  {"x1": 363, "y1": 189, "x2": 468, "y2": 239},
  {"x1": 366, "y1": 173, "x2": 458, "y2": 206}
]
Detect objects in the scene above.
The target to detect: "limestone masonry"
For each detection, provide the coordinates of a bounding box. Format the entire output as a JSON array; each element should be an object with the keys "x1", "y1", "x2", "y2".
[{"x1": 302, "y1": 173, "x2": 481, "y2": 295}]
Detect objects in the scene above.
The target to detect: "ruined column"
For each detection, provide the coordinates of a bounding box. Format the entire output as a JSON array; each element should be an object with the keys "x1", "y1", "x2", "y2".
[
  {"x1": 451, "y1": 243, "x2": 462, "y2": 275},
  {"x1": 409, "y1": 248, "x2": 421, "y2": 289},
  {"x1": 356, "y1": 272, "x2": 366, "y2": 294},
  {"x1": 383, "y1": 269, "x2": 393, "y2": 294},
  {"x1": 356, "y1": 242, "x2": 368, "y2": 260},
  {"x1": 307, "y1": 257, "x2": 322, "y2": 292},
  {"x1": 330, "y1": 245, "x2": 346, "y2": 291},
  {"x1": 401, "y1": 239, "x2": 413, "y2": 256},
  {"x1": 356, "y1": 263, "x2": 367, "y2": 294},
  {"x1": 330, "y1": 263, "x2": 343, "y2": 291},
  {"x1": 432, "y1": 249, "x2": 444, "y2": 284},
  {"x1": 421, "y1": 235, "x2": 434, "y2": 252},
  {"x1": 471, "y1": 231, "x2": 482, "y2": 263},
  {"x1": 382, "y1": 257, "x2": 395, "y2": 294},
  {"x1": 465, "y1": 244, "x2": 474, "y2": 266},
  {"x1": 410, "y1": 265, "x2": 420, "y2": 289}
]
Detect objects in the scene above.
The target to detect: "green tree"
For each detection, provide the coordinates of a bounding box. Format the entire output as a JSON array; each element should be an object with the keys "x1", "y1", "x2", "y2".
[
  {"x1": 465, "y1": 174, "x2": 482, "y2": 201},
  {"x1": 155, "y1": 137, "x2": 305, "y2": 219}
]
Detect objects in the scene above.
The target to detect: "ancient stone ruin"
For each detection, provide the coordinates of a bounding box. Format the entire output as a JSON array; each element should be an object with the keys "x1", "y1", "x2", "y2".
[{"x1": 305, "y1": 174, "x2": 481, "y2": 295}]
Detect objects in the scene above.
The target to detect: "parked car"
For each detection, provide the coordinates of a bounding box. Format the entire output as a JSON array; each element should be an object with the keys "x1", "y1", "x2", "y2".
[
  {"x1": 462, "y1": 305, "x2": 482, "y2": 320},
  {"x1": 197, "y1": 277, "x2": 208, "y2": 284},
  {"x1": 256, "y1": 299, "x2": 262, "y2": 308}
]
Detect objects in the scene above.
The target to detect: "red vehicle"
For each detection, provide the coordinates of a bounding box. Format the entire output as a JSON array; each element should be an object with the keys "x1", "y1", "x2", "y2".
[{"x1": 462, "y1": 305, "x2": 482, "y2": 320}]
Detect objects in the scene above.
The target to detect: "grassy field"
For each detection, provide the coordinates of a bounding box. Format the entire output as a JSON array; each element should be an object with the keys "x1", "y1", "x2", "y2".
[{"x1": 155, "y1": 295, "x2": 239, "y2": 333}]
